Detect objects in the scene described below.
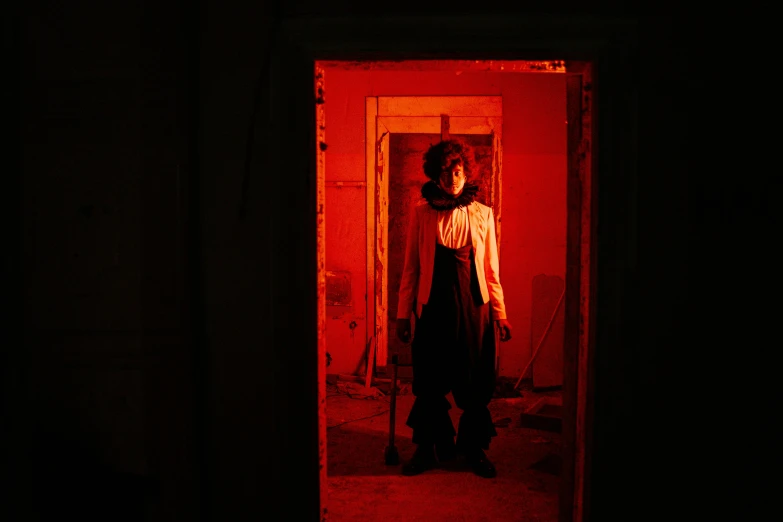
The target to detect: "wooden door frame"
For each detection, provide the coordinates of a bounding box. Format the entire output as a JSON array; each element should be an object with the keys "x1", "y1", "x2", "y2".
[
  {"x1": 366, "y1": 96, "x2": 503, "y2": 372},
  {"x1": 269, "y1": 14, "x2": 637, "y2": 522},
  {"x1": 563, "y1": 61, "x2": 595, "y2": 522}
]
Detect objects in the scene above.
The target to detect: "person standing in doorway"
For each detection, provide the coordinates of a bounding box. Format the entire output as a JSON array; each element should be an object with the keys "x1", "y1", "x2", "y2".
[{"x1": 396, "y1": 139, "x2": 512, "y2": 478}]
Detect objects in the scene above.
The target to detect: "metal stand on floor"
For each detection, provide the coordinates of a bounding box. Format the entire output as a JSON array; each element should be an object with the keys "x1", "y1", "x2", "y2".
[{"x1": 384, "y1": 354, "x2": 400, "y2": 465}]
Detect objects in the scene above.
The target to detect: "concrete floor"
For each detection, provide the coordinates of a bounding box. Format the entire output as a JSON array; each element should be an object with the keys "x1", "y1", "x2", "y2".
[{"x1": 326, "y1": 382, "x2": 562, "y2": 521}]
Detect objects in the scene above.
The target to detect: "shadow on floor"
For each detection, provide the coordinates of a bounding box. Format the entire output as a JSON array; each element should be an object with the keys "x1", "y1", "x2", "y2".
[
  {"x1": 328, "y1": 424, "x2": 494, "y2": 478},
  {"x1": 326, "y1": 392, "x2": 562, "y2": 521},
  {"x1": 531, "y1": 453, "x2": 562, "y2": 476},
  {"x1": 328, "y1": 424, "x2": 414, "y2": 477}
]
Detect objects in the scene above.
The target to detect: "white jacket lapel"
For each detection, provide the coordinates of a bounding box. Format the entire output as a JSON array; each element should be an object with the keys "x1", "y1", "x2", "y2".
[{"x1": 468, "y1": 202, "x2": 483, "y2": 250}]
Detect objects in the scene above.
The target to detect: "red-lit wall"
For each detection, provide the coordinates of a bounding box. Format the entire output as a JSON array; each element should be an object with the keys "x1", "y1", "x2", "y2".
[{"x1": 324, "y1": 66, "x2": 566, "y2": 379}]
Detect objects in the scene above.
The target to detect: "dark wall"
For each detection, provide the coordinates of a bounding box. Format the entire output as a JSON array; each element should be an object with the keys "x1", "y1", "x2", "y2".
[
  {"x1": 9, "y1": 1, "x2": 196, "y2": 520},
  {"x1": 6, "y1": 2, "x2": 688, "y2": 521}
]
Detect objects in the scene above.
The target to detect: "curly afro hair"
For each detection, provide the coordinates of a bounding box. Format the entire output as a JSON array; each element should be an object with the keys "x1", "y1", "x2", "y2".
[{"x1": 422, "y1": 139, "x2": 475, "y2": 181}]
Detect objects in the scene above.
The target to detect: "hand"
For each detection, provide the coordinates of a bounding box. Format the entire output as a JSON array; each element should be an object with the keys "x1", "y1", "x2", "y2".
[
  {"x1": 396, "y1": 318, "x2": 412, "y2": 343},
  {"x1": 495, "y1": 319, "x2": 512, "y2": 342}
]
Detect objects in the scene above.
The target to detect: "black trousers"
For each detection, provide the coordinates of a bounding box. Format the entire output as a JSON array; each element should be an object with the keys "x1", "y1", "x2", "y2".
[{"x1": 406, "y1": 243, "x2": 497, "y2": 450}]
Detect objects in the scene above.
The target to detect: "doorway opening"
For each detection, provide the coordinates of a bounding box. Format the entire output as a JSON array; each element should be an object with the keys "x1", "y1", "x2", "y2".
[{"x1": 315, "y1": 60, "x2": 595, "y2": 522}]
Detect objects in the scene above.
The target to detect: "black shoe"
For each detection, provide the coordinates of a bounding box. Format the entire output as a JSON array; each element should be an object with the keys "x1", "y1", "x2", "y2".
[
  {"x1": 402, "y1": 445, "x2": 436, "y2": 476},
  {"x1": 435, "y1": 439, "x2": 457, "y2": 463},
  {"x1": 465, "y1": 448, "x2": 497, "y2": 479}
]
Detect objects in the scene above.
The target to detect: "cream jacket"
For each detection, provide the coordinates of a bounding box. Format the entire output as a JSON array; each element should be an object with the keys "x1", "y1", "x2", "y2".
[{"x1": 396, "y1": 200, "x2": 507, "y2": 321}]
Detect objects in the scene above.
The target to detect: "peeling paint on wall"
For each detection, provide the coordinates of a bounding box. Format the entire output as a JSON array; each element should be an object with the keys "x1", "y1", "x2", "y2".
[
  {"x1": 318, "y1": 60, "x2": 566, "y2": 73},
  {"x1": 325, "y1": 270, "x2": 352, "y2": 307}
]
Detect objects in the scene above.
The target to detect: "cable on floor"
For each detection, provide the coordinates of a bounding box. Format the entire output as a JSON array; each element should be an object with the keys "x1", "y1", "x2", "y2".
[{"x1": 327, "y1": 409, "x2": 390, "y2": 429}]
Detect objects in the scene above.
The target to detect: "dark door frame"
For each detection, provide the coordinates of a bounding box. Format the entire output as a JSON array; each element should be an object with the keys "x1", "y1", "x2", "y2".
[{"x1": 266, "y1": 14, "x2": 637, "y2": 522}]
